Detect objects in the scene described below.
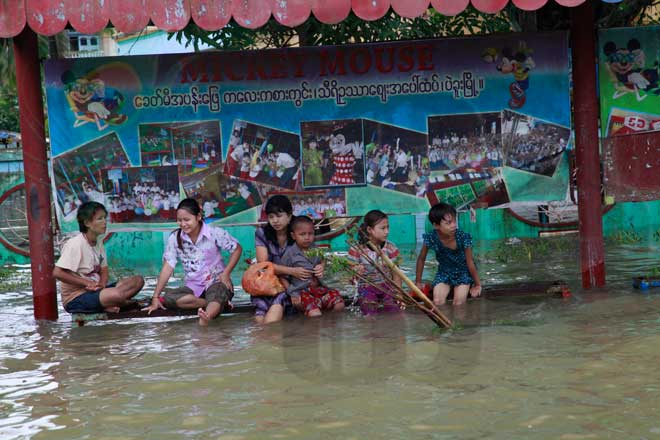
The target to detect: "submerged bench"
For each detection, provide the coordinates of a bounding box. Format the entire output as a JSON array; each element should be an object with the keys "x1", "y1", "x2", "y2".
[
  {"x1": 71, "y1": 280, "x2": 570, "y2": 326},
  {"x1": 480, "y1": 280, "x2": 570, "y2": 298},
  {"x1": 71, "y1": 300, "x2": 257, "y2": 326}
]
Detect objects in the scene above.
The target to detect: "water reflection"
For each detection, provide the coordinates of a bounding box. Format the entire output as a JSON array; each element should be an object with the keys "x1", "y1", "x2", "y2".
[{"x1": 1, "y1": 239, "x2": 660, "y2": 439}]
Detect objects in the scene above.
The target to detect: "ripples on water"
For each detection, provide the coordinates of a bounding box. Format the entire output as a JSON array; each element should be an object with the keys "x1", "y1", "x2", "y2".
[{"x1": 1, "y1": 241, "x2": 660, "y2": 439}]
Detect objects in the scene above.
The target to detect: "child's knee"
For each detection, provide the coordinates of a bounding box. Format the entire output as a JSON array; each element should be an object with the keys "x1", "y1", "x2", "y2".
[
  {"x1": 452, "y1": 285, "x2": 470, "y2": 306},
  {"x1": 433, "y1": 294, "x2": 447, "y2": 306},
  {"x1": 103, "y1": 290, "x2": 123, "y2": 305},
  {"x1": 360, "y1": 300, "x2": 378, "y2": 315},
  {"x1": 333, "y1": 302, "x2": 345, "y2": 312},
  {"x1": 119, "y1": 276, "x2": 144, "y2": 296},
  {"x1": 432, "y1": 284, "x2": 449, "y2": 304},
  {"x1": 180, "y1": 297, "x2": 206, "y2": 308},
  {"x1": 132, "y1": 275, "x2": 145, "y2": 289}
]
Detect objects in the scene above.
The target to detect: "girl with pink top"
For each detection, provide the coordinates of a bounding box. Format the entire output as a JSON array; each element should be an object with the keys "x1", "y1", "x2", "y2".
[{"x1": 145, "y1": 198, "x2": 242, "y2": 326}]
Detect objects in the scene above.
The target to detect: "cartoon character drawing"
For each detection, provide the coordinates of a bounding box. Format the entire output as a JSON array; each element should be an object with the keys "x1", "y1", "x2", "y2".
[
  {"x1": 328, "y1": 132, "x2": 363, "y2": 185},
  {"x1": 61, "y1": 70, "x2": 128, "y2": 131},
  {"x1": 602, "y1": 38, "x2": 660, "y2": 101},
  {"x1": 482, "y1": 42, "x2": 535, "y2": 109}
]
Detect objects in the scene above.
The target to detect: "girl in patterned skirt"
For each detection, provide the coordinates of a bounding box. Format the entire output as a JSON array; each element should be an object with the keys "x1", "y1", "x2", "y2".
[
  {"x1": 348, "y1": 210, "x2": 402, "y2": 315},
  {"x1": 415, "y1": 203, "x2": 482, "y2": 306}
]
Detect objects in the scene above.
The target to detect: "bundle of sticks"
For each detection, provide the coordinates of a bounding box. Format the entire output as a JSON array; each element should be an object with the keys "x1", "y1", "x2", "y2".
[{"x1": 337, "y1": 233, "x2": 452, "y2": 329}]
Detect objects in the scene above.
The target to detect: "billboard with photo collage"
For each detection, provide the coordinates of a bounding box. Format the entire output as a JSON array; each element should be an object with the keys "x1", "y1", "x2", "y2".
[{"x1": 45, "y1": 32, "x2": 571, "y2": 233}]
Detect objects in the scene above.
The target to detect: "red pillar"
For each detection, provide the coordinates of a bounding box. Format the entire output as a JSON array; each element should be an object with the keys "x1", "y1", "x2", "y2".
[
  {"x1": 571, "y1": 1, "x2": 606, "y2": 288},
  {"x1": 13, "y1": 28, "x2": 58, "y2": 320}
]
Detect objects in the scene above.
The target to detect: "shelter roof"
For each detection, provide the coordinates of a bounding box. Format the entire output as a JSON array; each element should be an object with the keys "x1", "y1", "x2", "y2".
[{"x1": 1, "y1": 0, "x2": 590, "y2": 38}]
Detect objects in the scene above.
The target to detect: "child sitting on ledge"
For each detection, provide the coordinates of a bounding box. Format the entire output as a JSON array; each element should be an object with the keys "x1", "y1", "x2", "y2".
[{"x1": 280, "y1": 216, "x2": 345, "y2": 317}]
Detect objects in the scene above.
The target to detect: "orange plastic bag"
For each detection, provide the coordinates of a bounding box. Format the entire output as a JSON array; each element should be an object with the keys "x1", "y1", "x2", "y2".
[
  {"x1": 409, "y1": 283, "x2": 432, "y2": 300},
  {"x1": 241, "y1": 262, "x2": 285, "y2": 296}
]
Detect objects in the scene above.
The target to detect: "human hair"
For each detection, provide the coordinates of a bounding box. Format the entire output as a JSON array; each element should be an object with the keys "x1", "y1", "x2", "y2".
[
  {"x1": 263, "y1": 195, "x2": 294, "y2": 246},
  {"x1": 77, "y1": 201, "x2": 107, "y2": 233},
  {"x1": 174, "y1": 198, "x2": 202, "y2": 250},
  {"x1": 428, "y1": 202, "x2": 457, "y2": 225},
  {"x1": 290, "y1": 215, "x2": 314, "y2": 231},
  {"x1": 359, "y1": 209, "x2": 388, "y2": 244}
]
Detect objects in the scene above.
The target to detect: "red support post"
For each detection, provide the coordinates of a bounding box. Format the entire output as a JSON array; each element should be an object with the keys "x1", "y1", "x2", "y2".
[
  {"x1": 13, "y1": 28, "x2": 58, "y2": 320},
  {"x1": 571, "y1": 1, "x2": 606, "y2": 288}
]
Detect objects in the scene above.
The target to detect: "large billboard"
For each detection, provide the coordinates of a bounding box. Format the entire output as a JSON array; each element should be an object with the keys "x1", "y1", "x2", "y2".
[{"x1": 45, "y1": 33, "x2": 571, "y2": 231}]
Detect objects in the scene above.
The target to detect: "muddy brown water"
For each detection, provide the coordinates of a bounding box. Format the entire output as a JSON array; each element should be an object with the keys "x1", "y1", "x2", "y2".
[{"x1": 1, "y1": 242, "x2": 660, "y2": 439}]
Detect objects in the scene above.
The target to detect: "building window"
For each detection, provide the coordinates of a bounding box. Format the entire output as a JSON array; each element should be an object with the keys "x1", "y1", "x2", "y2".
[{"x1": 69, "y1": 37, "x2": 79, "y2": 51}]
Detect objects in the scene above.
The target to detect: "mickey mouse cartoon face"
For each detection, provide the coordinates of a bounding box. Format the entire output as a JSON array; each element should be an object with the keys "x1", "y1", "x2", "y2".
[
  {"x1": 496, "y1": 48, "x2": 529, "y2": 75},
  {"x1": 69, "y1": 78, "x2": 94, "y2": 104},
  {"x1": 329, "y1": 133, "x2": 349, "y2": 154},
  {"x1": 603, "y1": 40, "x2": 637, "y2": 76}
]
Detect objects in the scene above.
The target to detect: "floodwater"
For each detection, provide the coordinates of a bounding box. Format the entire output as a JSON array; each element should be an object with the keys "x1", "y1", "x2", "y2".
[{"x1": 1, "y1": 239, "x2": 660, "y2": 439}]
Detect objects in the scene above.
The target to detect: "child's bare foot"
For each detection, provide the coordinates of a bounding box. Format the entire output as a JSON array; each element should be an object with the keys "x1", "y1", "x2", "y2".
[
  {"x1": 307, "y1": 308, "x2": 322, "y2": 318},
  {"x1": 198, "y1": 308, "x2": 210, "y2": 326},
  {"x1": 104, "y1": 306, "x2": 120, "y2": 313}
]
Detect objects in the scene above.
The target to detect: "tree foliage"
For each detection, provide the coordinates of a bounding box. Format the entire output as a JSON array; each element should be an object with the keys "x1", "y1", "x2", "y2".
[
  {"x1": 0, "y1": 40, "x2": 16, "y2": 90},
  {"x1": 0, "y1": 40, "x2": 19, "y2": 132},
  {"x1": 172, "y1": 7, "x2": 514, "y2": 51},
  {"x1": 597, "y1": 0, "x2": 659, "y2": 28},
  {"x1": 0, "y1": 37, "x2": 49, "y2": 132},
  {"x1": 172, "y1": 2, "x2": 660, "y2": 52},
  {"x1": 0, "y1": 88, "x2": 19, "y2": 133}
]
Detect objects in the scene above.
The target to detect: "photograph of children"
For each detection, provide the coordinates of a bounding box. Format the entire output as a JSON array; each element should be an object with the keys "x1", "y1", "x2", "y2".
[
  {"x1": 139, "y1": 120, "x2": 222, "y2": 175},
  {"x1": 180, "y1": 165, "x2": 262, "y2": 220},
  {"x1": 362, "y1": 119, "x2": 429, "y2": 197},
  {"x1": 269, "y1": 189, "x2": 347, "y2": 220},
  {"x1": 53, "y1": 132, "x2": 130, "y2": 221},
  {"x1": 261, "y1": 189, "x2": 347, "y2": 236},
  {"x1": 501, "y1": 110, "x2": 570, "y2": 177},
  {"x1": 101, "y1": 166, "x2": 181, "y2": 223},
  {"x1": 432, "y1": 183, "x2": 477, "y2": 211},
  {"x1": 470, "y1": 169, "x2": 510, "y2": 208},
  {"x1": 427, "y1": 112, "x2": 503, "y2": 173},
  {"x1": 300, "y1": 119, "x2": 366, "y2": 188},
  {"x1": 224, "y1": 120, "x2": 301, "y2": 190}
]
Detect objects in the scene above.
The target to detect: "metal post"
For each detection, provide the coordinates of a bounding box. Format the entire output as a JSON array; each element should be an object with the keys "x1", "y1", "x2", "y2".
[
  {"x1": 571, "y1": 0, "x2": 606, "y2": 288},
  {"x1": 13, "y1": 28, "x2": 58, "y2": 320}
]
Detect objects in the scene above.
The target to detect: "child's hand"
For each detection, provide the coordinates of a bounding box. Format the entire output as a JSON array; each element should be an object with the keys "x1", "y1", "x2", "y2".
[
  {"x1": 291, "y1": 267, "x2": 313, "y2": 280},
  {"x1": 85, "y1": 280, "x2": 102, "y2": 291},
  {"x1": 291, "y1": 296, "x2": 303, "y2": 310},
  {"x1": 313, "y1": 263, "x2": 324, "y2": 279},
  {"x1": 470, "y1": 284, "x2": 482, "y2": 298},
  {"x1": 143, "y1": 297, "x2": 166, "y2": 314},
  {"x1": 218, "y1": 272, "x2": 234, "y2": 292}
]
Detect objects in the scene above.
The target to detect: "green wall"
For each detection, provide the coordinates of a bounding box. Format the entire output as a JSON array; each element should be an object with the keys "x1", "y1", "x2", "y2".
[{"x1": 3, "y1": 198, "x2": 660, "y2": 272}]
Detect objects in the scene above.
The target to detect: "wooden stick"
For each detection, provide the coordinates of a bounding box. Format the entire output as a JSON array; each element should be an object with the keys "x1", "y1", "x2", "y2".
[
  {"x1": 366, "y1": 242, "x2": 452, "y2": 328},
  {"x1": 340, "y1": 248, "x2": 447, "y2": 328}
]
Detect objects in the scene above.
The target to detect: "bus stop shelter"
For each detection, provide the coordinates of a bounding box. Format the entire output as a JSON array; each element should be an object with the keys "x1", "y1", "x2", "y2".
[{"x1": 0, "y1": 0, "x2": 604, "y2": 320}]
